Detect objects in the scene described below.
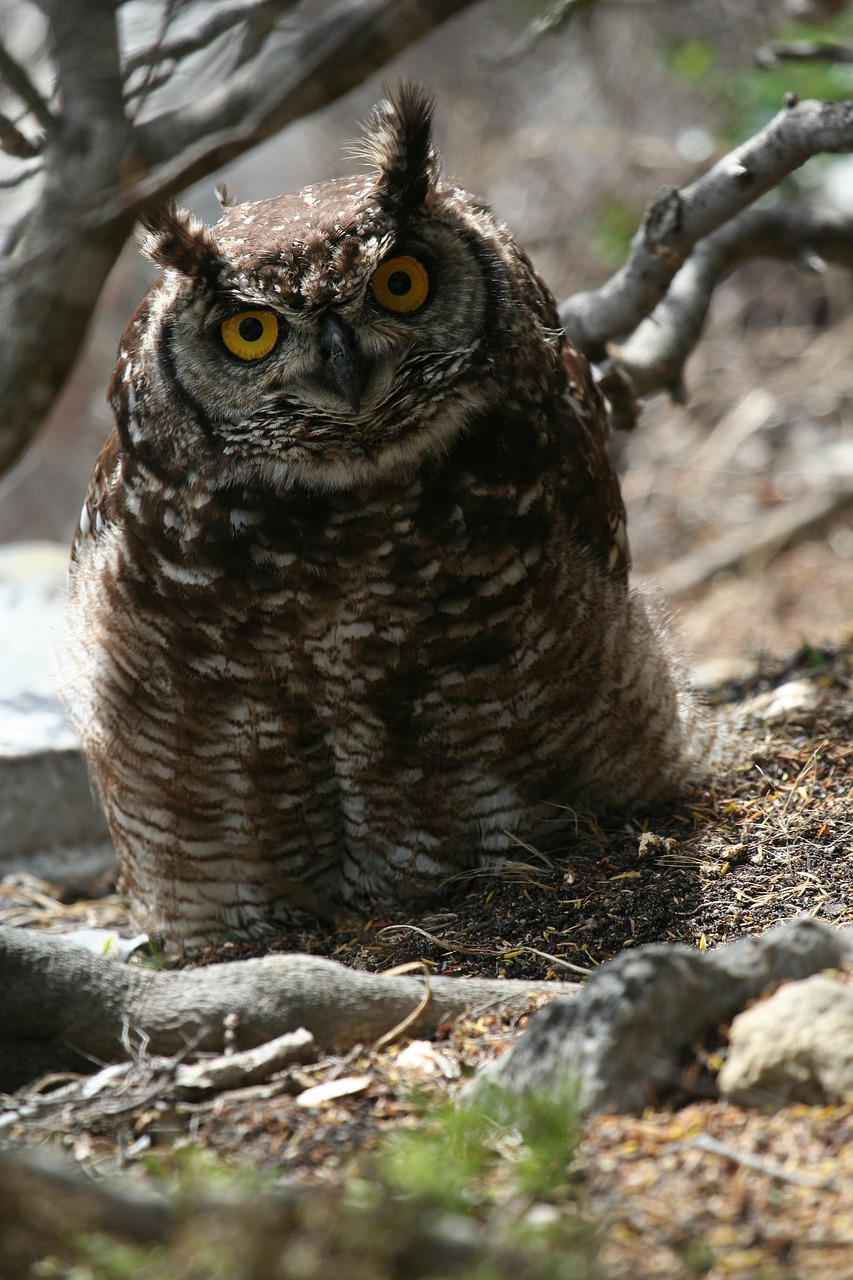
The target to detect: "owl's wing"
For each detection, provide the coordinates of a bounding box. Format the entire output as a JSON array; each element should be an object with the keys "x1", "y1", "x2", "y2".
[
  {"x1": 559, "y1": 342, "x2": 630, "y2": 583},
  {"x1": 70, "y1": 429, "x2": 122, "y2": 570}
]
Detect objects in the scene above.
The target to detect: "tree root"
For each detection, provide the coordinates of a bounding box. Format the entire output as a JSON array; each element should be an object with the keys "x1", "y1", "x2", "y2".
[{"x1": 0, "y1": 927, "x2": 576, "y2": 1092}]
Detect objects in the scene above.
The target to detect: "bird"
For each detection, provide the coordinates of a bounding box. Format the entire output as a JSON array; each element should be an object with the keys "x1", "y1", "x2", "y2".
[{"x1": 61, "y1": 83, "x2": 718, "y2": 951}]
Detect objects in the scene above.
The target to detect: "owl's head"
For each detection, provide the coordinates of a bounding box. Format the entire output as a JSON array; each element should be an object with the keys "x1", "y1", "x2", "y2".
[{"x1": 119, "y1": 83, "x2": 562, "y2": 491}]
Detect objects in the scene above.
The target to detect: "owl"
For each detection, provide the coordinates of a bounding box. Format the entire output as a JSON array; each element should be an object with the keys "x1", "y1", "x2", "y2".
[{"x1": 62, "y1": 83, "x2": 717, "y2": 951}]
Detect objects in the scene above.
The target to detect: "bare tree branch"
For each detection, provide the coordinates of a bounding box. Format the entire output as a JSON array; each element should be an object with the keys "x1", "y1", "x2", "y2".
[
  {"x1": 614, "y1": 205, "x2": 853, "y2": 396},
  {"x1": 755, "y1": 39, "x2": 853, "y2": 66},
  {"x1": 0, "y1": 110, "x2": 41, "y2": 158},
  {"x1": 0, "y1": 38, "x2": 53, "y2": 130},
  {"x1": 0, "y1": 163, "x2": 41, "y2": 189},
  {"x1": 495, "y1": 0, "x2": 597, "y2": 64},
  {"x1": 559, "y1": 97, "x2": 853, "y2": 352},
  {"x1": 125, "y1": 0, "x2": 478, "y2": 209},
  {"x1": 122, "y1": 0, "x2": 288, "y2": 81},
  {"x1": 123, "y1": 0, "x2": 188, "y2": 115}
]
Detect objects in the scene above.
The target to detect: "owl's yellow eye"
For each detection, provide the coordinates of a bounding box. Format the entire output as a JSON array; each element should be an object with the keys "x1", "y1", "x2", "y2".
[
  {"x1": 220, "y1": 310, "x2": 279, "y2": 361},
  {"x1": 371, "y1": 255, "x2": 430, "y2": 314}
]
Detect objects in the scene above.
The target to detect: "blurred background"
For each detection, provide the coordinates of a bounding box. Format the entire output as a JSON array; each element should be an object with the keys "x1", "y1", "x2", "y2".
[{"x1": 2, "y1": 0, "x2": 853, "y2": 680}]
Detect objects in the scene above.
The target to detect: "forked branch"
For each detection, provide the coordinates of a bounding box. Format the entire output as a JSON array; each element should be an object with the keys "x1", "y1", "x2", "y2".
[
  {"x1": 615, "y1": 204, "x2": 853, "y2": 396},
  {"x1": 560, "y1": 97, "x2": 853, "y2": 353}
]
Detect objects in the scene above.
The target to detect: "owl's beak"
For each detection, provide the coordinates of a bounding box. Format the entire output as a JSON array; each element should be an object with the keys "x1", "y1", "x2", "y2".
[{"x1": 319, "y1": 312, "x2": 362, "y2": 414}]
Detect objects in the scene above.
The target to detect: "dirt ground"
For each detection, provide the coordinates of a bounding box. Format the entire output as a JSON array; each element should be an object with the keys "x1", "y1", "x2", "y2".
[{"x1": 2, "y1": 272, "x2": 853, "y2": 1277}]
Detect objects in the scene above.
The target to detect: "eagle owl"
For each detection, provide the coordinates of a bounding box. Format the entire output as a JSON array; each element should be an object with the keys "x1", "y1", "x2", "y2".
[{"x1": 62, "y1": 84, "x2": 715, "y2": 949}]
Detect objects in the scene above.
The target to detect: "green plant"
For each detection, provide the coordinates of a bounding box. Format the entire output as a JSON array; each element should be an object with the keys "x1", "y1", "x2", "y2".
[
  {"x1": 659, "y1": 16, "x2": 853, "y2": 144},
  {"x1": 23, "y1": 1102, "x2": 599, "y2": 1280},
  {"x1": 380, "y1": 1081, "x2": 584, "y2": 1209}
]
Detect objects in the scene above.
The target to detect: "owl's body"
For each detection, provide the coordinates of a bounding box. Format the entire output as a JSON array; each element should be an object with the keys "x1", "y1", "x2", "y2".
[{"x1": 63, "y1": 86, "x2": 714, "y2": 948}]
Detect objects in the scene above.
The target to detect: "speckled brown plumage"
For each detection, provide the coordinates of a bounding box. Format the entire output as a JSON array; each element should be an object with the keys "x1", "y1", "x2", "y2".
[{"x1": 61, "y1": 84, "x2": 720, "y2": 949}]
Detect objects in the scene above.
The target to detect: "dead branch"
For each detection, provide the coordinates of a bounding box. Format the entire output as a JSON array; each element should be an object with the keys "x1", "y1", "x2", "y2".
[
  {"x1": 122, "y1": 0, "x2": 287, "y2": 82},
  {"x1": 613, "y1": 204, "x2": 853, "y2": 396},
  {"x1": 0, "y1": 927, "x2": 574, "y2": 1092},
  {"x1": 559, "y1": 97, "x2": 853, "y2": 354},
  {"x1": 755, "y1": 39, "x2": 853, "y2": 66},
  {"x1": 0, "y1": 111, "x2": 41, "y2": 158},
  {"x1": 496, "y1": 0, "x2": 598, "y2": 64},
  {"x1": 0, "y1": 38, "x2": 53, "y2": 130}
]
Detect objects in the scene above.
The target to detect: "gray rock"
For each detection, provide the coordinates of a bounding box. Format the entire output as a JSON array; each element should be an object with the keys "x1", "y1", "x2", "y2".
[
  {"x1": 471, "y1": 917, "x2": 853, "y2": 1114},
  {"x1": 0, "y1": 540, "x2": 68, "y2": 703},
  {"x1": 718, "y1": 974, "x2": 853, "y2": 1108},
  {"x1": 0, "y1": 542, "x2": 114, "y2": 887}
]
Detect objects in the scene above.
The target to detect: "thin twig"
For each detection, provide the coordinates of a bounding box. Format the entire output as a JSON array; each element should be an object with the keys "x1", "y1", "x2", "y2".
[
  {"x1": 0, "y1": 40, "x2": 53, "y2": 130},
  {"x1": 122, "y1": 0, "x2": 288, "y2": 79},
  {"x1": 380, "y1": 923, "x2": 510, "y2": 959},
  {"x1": 0, "y1": 111, "x2": 41, "y2": 158},
  {"x1": 379, "y1": 925, "x2": 589, "y2": 976},
  {"x1": 519, "y1": 947, "x2": 591, "y2": 977},
  {"x1": 756, "y1": 40, "x2": 853, "y2": 67},
  {"x1": 125, "y1": 0, "x2": 183, "y2": 120},
  {"x1": 663, "y1": 1132, "x2": 840, "y2": 1191},
  {"x1": 373, "y1": 966, "x2": 432, "y2": 1050},
  {"x1": 494, "y1": 0, "x2": 597, "y2": 64}
]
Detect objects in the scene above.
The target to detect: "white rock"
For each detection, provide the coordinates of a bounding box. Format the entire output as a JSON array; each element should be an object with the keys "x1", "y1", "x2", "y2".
[
  {"x1": 0, "y1": 540, "x2": 68, "y2": 701},
  {"x1": 718, "y1": 974, "x2": 853, "y2": 1108},
  {"x1": 0, "y1": 540, "x2": 114, "y2": 883},
  {"x1": 740, "y1": 679, "x2": 819, "y2": 726}
]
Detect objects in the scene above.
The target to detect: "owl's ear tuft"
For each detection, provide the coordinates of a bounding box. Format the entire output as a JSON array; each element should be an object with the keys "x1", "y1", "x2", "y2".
[
  {"x1": 138, "y1": 203, "x2": 223, "y2": 284},
  {"x1": 215, "y1": 183, "x2": 238, "y2": 210},
  {"x1": 362, "y1": 81, "x2": 438, "y2": 211}
]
